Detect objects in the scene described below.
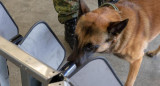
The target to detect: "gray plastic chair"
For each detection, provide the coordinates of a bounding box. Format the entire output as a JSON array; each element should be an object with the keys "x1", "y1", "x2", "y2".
[
  {"x1": 0, "y1": 1, "x2": 19, "y2": 86},
  {"x1": 18, "y1": 21, "x2": 65, "y2": 70},
  {"x1": 69, "y1": 57, "x2": 123, "y2": 86},
  {"x1": 18, "y1": 21, "x2": 65, "y2": 86}
]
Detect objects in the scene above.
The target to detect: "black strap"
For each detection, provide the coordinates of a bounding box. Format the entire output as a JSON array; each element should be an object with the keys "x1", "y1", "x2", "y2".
[{"x1": 98, "y1": 0, "x2": 120, "y2": 7}]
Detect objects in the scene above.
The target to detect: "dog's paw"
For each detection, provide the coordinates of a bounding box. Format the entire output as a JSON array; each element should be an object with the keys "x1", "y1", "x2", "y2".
[{"x1": 146, "y1": 51, "x2": 155, "y2": 57}]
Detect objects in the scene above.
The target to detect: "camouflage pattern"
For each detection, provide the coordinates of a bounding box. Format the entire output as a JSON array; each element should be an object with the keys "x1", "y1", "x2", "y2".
[
  {"x1": 53, "y1": 0, "x2": 79, "y2": 24},
  {"x1": 53, "y1": 0, "x2": 119, "y2": 24}
]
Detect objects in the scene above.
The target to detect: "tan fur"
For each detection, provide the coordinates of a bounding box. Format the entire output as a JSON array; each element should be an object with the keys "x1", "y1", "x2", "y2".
[{"x1": 72, "y1": 0, "x2": 160, "y2": 86}]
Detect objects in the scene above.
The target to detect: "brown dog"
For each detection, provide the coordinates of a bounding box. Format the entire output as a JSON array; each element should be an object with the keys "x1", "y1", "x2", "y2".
[{"x1": 68, "y1": 0, "x2": 160, "y2": 86}]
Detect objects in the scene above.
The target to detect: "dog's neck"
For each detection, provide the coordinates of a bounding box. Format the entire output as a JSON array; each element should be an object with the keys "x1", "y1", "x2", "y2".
[{"x1": 109, "y1": 1, "x2": 150, "y2": 58}]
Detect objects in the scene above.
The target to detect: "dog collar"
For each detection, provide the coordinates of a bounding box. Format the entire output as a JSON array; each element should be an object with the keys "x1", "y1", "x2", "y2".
[{"x1": 100, "y1": 3, "x2": 121, "y2": 13}]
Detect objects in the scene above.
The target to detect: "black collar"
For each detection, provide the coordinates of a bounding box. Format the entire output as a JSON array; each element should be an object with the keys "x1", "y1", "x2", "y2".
[{"x1": 100, "y1": 2, "x2": 120, "y2": 13}]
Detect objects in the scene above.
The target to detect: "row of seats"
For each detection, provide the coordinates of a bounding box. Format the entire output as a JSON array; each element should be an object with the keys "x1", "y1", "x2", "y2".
[{"x1": 0, "y1": 1, "x2": 123, "y2": 86}]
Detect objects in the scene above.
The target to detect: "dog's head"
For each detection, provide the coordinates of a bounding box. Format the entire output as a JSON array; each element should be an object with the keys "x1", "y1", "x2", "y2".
[{"x1": 68, "y1": 0, "x2": 129, "y2": 66}]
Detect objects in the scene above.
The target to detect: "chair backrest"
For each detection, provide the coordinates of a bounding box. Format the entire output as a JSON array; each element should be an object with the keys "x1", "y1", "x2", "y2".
[
  {"x1": 18, "y1": 21, "x2": 65, "y2": 70},
  {"x1": 0, "y1": 2, "x2": 19, "y2": 86},
  {"x1": 0, "y1": 2, "x2": 18, "y2": 40},
  {"x1": 69, "y1": 58, "x2": 123, "y2": 86}
]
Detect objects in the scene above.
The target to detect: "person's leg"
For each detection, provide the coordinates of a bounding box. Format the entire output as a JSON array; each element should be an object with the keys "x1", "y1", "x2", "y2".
[
  {"x1": 64, "y1": 18, "x2": 77, "y2": 49},
  {"x1": 53, "y1": 0, "x2": 79, "y2": 49},
  {"x1": 53, "y1": 0, "x2": 79, "y2": 24}
]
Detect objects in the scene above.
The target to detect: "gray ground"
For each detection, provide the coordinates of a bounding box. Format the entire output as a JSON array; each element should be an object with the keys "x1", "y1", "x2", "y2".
[{"x1": 0, "y1": 0, "x2": 160, "y2": 86}]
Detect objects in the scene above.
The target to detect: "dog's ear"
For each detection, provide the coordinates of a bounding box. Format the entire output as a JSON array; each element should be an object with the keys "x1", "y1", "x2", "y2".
[
  {"x1": 78, "y1": 0, "x2": 90, "y2": 18},
  {"x1": 107, "y1": 19, "x2": 129, "y2": 36}
]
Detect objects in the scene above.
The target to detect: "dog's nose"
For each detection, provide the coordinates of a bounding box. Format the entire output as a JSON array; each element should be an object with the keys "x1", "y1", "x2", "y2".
[
  {"x1": 67, "y1": 48, "x2": 95, "y2": 67},
  {"x1": 67, "y1": 48, "x2": 83, "y2": 66},
  {"x1": 67, "y1": 52, "x2": 75, "y2": 62}
]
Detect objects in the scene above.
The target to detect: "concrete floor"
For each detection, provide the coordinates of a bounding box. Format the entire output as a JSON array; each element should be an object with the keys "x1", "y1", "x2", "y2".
[{"x1": 0, "y1": 0, "x2": 160, "y2": 86}]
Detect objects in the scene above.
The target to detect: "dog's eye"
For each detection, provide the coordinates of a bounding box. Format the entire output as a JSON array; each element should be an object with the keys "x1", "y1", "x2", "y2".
[
  {"x1": 84, "y1": 43, "x2": 99, "y2": 52},
  {"x1": 105, "y1": 38, "x2": 112, "y2": 42},
  {"x1": 85, "y1": 43, "x2": 93, "y2": 51}
]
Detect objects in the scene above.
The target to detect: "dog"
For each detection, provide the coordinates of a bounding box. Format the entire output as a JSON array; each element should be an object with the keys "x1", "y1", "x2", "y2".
[{"x1": 67, "y1": 0, "x2": 160, "y2": 86}]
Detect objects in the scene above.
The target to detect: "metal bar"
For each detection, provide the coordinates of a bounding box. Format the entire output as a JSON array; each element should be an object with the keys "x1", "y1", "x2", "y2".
[
  {"x1": 21, "y1": 69, "x2": 42, "y2": 86},
  {"x1": 59, "y1": 62, "x2": 77, "y2": 77},
  {"x1": 48, "y1": 81, "x2": 71, "y2": 86},
  {"x1": 20, "y1": 68, "x2": 30, "y2": 86},
  {"x1": 0, "y1": 36, "x2": 60, "y2": 85}
]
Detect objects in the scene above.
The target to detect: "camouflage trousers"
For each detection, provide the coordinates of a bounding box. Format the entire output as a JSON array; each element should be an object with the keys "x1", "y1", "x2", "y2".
[{"x1": 53, "y1": 0, "x2": 117, "y2": 24}]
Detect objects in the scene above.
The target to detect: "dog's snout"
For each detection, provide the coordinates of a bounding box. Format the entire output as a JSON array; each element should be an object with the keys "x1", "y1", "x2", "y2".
[{"x1": 67, "y1": 47, "x2": 94, "y2": 67}]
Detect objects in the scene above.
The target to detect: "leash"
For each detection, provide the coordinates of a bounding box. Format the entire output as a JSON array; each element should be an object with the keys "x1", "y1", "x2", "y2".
[{"x1": 100, "y1": 2, "x2": 121, "y2": 13}]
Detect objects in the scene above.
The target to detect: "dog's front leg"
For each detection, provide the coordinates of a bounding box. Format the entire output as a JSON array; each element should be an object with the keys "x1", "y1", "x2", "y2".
[{"x1": 125, "y1": 57, "x2": 143, "y2": 86}]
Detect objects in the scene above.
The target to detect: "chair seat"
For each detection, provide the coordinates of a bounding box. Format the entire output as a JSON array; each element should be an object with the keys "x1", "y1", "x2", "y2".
[{"x1": 69, "y1": 58, "x2": 123, "y2": 86}]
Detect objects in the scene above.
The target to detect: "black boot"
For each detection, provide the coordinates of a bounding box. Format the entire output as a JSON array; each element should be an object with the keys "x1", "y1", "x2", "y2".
[{"x1": 64, "y1": 18, "x2": 77, "y2": 49}]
